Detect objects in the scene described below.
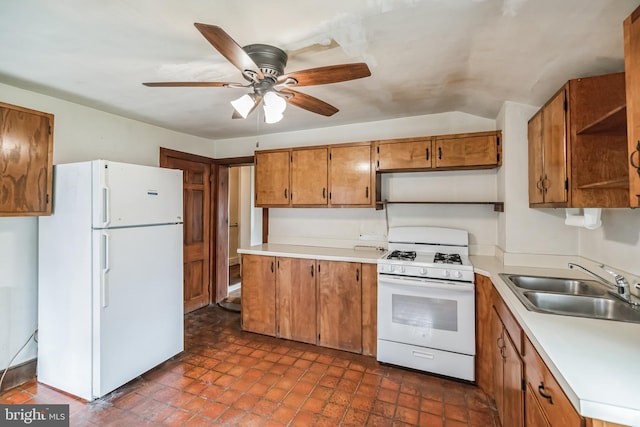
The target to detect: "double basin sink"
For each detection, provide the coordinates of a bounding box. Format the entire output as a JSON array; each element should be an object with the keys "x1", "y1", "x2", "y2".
[{"x1": 499, "y1": 274, "x2": 640, "y2": 323}]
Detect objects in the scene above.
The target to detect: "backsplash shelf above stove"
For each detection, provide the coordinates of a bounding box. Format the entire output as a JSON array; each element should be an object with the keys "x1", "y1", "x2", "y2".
[{"x1": 376, "y1": 200, "x2": 504, "y2": 212}]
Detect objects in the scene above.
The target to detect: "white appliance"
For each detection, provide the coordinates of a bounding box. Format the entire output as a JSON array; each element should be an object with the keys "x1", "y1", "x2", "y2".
[
  {"x1": 377, "y1": 226, "x2": 476, "y2": 381},
  {"x1": 38, "y1": 160, "x2": 184, "y2": 401}
]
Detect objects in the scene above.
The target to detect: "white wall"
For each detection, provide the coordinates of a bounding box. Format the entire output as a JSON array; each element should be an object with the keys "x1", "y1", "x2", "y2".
[{"x1": 0, "y1": 83, "x2": 217, "y2": 369}]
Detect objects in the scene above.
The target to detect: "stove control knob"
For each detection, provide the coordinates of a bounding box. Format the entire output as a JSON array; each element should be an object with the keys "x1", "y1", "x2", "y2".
[
  {"x1": 420, "y1": 268, "x2": 428, "y2": 275},
  {"x1": 442, "y1": 270, "x2": 450, "y2": 278},
  {"x1": 388, "y1": 265, "x2": 395, "y2": 273},
  {"x1": 453, "y1": 271, "x2": 463, "y2": 279},
  {"x1": 399, "y1": 266, "x2": 405, "y2": 273}
]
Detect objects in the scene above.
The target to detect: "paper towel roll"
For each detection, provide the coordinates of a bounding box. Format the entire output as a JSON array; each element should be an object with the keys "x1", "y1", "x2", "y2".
[{"x1": 565, "y1": 208, "x2": 602, "y2": 229}]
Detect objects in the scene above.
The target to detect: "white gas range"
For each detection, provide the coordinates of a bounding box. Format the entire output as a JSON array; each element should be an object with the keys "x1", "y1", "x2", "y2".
[{"x1": 377, "y1": 226, "x2": 476, "y2": 381}]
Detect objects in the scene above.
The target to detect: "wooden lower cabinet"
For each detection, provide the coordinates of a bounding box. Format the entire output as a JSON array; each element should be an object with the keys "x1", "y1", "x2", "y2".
[
  {"x1": 241, "y1": 254, "x2": 376, "y2": 355},
  {"x1": 241, "y1": 254, "x2": 277, "y2": 336},
  {"x1": 526, "y1": 383, "x2": 552, "y2": 427},
  {"x1": 276, "y1": 257, "x2": 317, "y2": 344},
  {"x1": 317, "y1": 260, "x2": 362, "y2": 353}
]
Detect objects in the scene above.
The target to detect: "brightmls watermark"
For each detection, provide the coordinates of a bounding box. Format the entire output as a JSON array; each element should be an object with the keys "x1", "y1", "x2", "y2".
[{"x1": 0, "y1": 405, "x2": 69, "y2": 426}]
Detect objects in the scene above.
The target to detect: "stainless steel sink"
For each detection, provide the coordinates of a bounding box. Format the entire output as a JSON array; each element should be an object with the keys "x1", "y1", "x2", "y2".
[
  {"x1": 504, "y1": 274, "x2": 607, "y2": 296},
  {"x1": 499, "y1": 273, "x2": 640, "y2": 323}
]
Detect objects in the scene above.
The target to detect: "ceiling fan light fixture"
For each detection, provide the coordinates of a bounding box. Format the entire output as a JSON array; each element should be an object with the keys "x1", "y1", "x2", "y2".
[
  {"x1": 230, "y1": 93, "x2": 256, "y2": 118},
  {"x1": 263, "y1": 91, "x2": 287, "y2": 124}
]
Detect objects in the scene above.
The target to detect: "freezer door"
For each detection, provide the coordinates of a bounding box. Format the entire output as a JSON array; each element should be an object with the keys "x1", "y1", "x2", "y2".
[
  {"x1": 92, "y1": 224, "x2": 183, "y2": 399},
  {"x1": 92, "y1": 160, "x2": 183, "y2": 228}
]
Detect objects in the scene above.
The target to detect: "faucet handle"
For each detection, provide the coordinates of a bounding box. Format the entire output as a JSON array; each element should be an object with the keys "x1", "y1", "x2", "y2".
[{"x1": 599, "y1": 264, "x2": 628, "y2": 285}]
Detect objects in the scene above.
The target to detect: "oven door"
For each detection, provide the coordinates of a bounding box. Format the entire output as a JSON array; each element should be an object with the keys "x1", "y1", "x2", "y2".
[{"x1": 377, "y1": 274, "x2": 475, "y2": 355}]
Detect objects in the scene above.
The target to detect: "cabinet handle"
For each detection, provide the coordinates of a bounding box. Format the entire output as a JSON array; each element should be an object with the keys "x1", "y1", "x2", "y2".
[
  {"x1": 438, "y1": 146, "x2": 442, "y2": 160},
  {"x1": 365, "y1": 186, "x2": 369, "y2": 199},
  {"x1": 356, "y1": 268, "x2": 360, "y2": 282},
  {"x1": 284, "y1": 188, "x2": 288, "y2": 199},
  {"x1": 310, "y1": 264, "x2": 314, "y2": 277},
  {"x1": 630, "y1": 141, "x2": 640, "y2": 176},
  {"x1": 322, "y1": 187, "x2": 326, "y2": 199},
  {"x1": 538, "y1": 382, "x2": 553, "y2": 404},
  {"x1": 426, "y1": 148, "x2": 430, "y2": 160},
  {"x1": 271, "y1": 261, "x2": 274, "y2": 273}
]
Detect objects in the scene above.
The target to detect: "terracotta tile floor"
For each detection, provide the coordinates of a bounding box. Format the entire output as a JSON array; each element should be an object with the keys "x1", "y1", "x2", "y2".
[{"x1": 0, "y1": 306, "x2": 499, "y2": 426}]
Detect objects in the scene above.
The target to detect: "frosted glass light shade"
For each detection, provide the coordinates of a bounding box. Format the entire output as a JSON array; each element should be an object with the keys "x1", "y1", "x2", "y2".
[{"x1": 230, "y1": 94, "x2": 256, "y2": 118}]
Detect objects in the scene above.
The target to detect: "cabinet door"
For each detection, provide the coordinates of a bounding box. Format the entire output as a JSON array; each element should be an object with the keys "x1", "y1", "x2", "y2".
[
  {"x1": 329, "y1": 144, "x2": 373, "y2": 206},
  {"x1": 528, "y1": 111, "x2": 545, "y2": 204},
  {"x1": 503, "y1": 332, "x2": 524, "y2": 427},
  {"x1": 625, "y1": 6, "x2": 640, "y2": 207},
  {"x1": 360, "y1": 263, "x2": 378, "y2": 357},
  {"x1": 0, "y1": 102, "x2": 53, "y2": 216},
  {"x1": 525, "y1": 383, "x2": 552, "y2": 427},
  {"x1": 291, "y1": 147, "x2": 328, "y2": 206},
  {"x1": 491, "y1": 308, "x2": 506, "y2": 423},
  {"x1": 241, "y1": 254, "x2": 276, "y2": 336},
  {"x1": 541, "y1": 90, "x2": 568, "y2": 204},
  {"x1": 434, "y1": 133, "x2": 499, "y2": 168},
  {"x1": 255, "y1": 150, "x2": 290, "y2": 206},
  {"x1": 376, "y1": 138, "x2": 432, "y2": 171},
  {"x1": 317, "y1": 260, "x2": 362, "y2": 353},
  {"x1": 276, "y1": 257, "x2": 317, "y2": 344}
]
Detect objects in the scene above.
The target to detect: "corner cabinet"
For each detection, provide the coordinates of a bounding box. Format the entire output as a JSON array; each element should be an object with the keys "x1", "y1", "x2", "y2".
[
  {"x1": 0, "y1": 102, "x2": 54, "y2": 216},
  {"x1": 528, "y1": 73, "x2": 629, "y2": 208},
  {"x1": 625, "y1": 5, "x2": 640, "y2": 207}
]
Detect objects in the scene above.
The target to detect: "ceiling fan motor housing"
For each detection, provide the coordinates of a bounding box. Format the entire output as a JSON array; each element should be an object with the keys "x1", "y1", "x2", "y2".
[{"x1": 243, "y1": 44, "x2": 288, "y2": 80}]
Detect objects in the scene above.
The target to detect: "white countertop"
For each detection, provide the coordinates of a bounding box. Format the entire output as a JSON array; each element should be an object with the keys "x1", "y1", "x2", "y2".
[
  {"x1": 472, "y1": 256, "x2": 640, "y2": 427},
  {"x1": 237, "y1": 243, "x2": 385, "y2": 264},
  {"x1": 236, "y1": 245, "x2": 640, "y2": 425}
]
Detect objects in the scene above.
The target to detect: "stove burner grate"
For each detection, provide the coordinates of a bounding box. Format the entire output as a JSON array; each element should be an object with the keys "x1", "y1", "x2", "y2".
[
  {"x1": 434, "y1": 252, "x2": 462, "y2": 265},
  {"x1": 386, "y1": 250, "x2": 417, "y2": 261}
]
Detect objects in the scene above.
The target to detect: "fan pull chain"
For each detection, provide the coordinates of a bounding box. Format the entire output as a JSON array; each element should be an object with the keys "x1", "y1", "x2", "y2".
[{"x1": 255, "y1": 106, "x2": 261, "y2": 148}]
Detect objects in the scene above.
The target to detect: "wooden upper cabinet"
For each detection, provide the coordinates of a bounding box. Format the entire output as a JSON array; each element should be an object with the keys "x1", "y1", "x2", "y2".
[
  {"x1": 0, "y1": 102, "x2": 54, "y2": 216},
  {"x1": 276, "y1": 257, "x2": 317, "y2": 344},
  {"x1": 291, "y1": 147, "x2": 328, "y2": 206},
  {"x1": 255, "y1": 150, "x2": 290, "y2": 206},
  {"x1": 241, "y1": 254, "x2": 277, "y2": 336},
  {"x1": 434, "y1": 131, "x2": 501, "y2": 169},
  {"x1": 329, "y1": 143, "x2": 373, "y2": 206},
  {"x1": 625, "y1": 5, "x2": 640, "y2": 207},
  {"x1": 376, "y1": 137, "x2": 432, "y2": 171},
  {"x1": 529, "y1": 73, "x2": 629, "y2": 208},
  {"x1": 317, "y1": 260, "x2": 362, "y2": 353}
]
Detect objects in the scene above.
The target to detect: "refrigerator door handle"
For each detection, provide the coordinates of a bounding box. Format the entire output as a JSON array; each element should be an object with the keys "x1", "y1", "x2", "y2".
[
  {"x1": 101, "y1": 186, "x2": 110, "y2": 227},
  {"x1": 101, "y1": 232, "x2": 110, "y2": 308}
]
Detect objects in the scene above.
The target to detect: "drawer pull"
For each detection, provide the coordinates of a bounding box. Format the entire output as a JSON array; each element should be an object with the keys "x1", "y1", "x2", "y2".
[{"x1": 538, "y1": 382, "x2": 553, "y2": 404}]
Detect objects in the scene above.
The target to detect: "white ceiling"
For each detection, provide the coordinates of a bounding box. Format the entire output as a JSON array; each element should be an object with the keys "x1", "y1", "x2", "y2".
[{"x1": 0, "y1": 0, "x2": 638, "y2": 140}]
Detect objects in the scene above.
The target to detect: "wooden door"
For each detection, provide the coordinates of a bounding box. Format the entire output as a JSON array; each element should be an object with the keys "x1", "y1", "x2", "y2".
[
  {"x1": 329, "y1": 144, "x2": 373, "y2": 206},
  {"x1": 255, "y1": 150, "x2": 290, "y2": 206},
  {"x1": 317, "y1": 260, "x2": 362, "y2": 353},
  {"x1": 528, "y1": 111, "x2": 545, "y2": 205},
  {"x1": 434, "y1": 133, "x2": 499, "y2": 168},
  {"x1": 241, "y1": 254, "x2": 276, "y2": 336},
  {"x1": 160, "y1": 149, "x2": 211, "y2": 313},
  {"x1": 626, "y1": 5, "x2": 640, "y2": 207},
  {"x1": 376, "y1": 138, "x2": 432, "y2": 171},
  {"x1": 276, "y1": 257, "x2": 317, "y2": 344},
  {"x1": 542, "y1": 89, "x2": 568, "y2": 204},
  {"x1": 0, "y1": 102, "x2": 54, "y2": 216},
  {"x1": 291, "y1": 147, "x2": 328, "y2": 206},
  {"x1": 503, "y1": 332, "x2": 524, "y2": 427}
]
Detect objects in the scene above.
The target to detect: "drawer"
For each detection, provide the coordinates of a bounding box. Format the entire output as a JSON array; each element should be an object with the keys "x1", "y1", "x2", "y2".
[
  {"x1": 493, "y1": 288, "x2": 523, "y2": 354},
  {"x1": 523, "y1": 337, "x2": 582, "y2": 427}
]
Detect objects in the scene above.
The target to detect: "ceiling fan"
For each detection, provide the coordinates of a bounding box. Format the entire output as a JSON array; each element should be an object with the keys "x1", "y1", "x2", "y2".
[{"x1": 143, "y1": 23, "x2": 371, "y2": 123}]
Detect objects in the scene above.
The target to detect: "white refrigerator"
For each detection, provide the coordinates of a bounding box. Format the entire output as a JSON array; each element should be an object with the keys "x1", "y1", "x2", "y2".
[{"x1": 38, "y1": 160, "x2": 184, "y2": 401}]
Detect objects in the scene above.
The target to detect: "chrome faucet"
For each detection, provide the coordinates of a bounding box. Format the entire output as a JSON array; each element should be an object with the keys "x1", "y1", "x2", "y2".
[{"x1": 568, "y1": 262, "x2": 632, "y2": 303}]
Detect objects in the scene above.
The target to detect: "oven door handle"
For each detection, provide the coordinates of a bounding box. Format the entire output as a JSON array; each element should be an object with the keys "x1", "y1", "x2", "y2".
[{"x1": 379, "y1": 275, "x2": 474, "y2": 291}]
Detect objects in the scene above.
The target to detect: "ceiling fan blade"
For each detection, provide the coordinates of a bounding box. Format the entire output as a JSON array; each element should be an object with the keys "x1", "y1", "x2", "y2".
[
  {"x1": 194, "y1": 23, "x2": 264, "y2": 80},
  {"x1": 142, "y1": 82, "x2": 240, "y2": 87},
  {"x1": 232, "y1": 95, "x2": 263, "y2": 119},
  {"x1": 280, "y1": 89, "x2": 338, "y2": 116},
  {"x1": 278, "y1": 63, "x2": 371, "y2": 87}
]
